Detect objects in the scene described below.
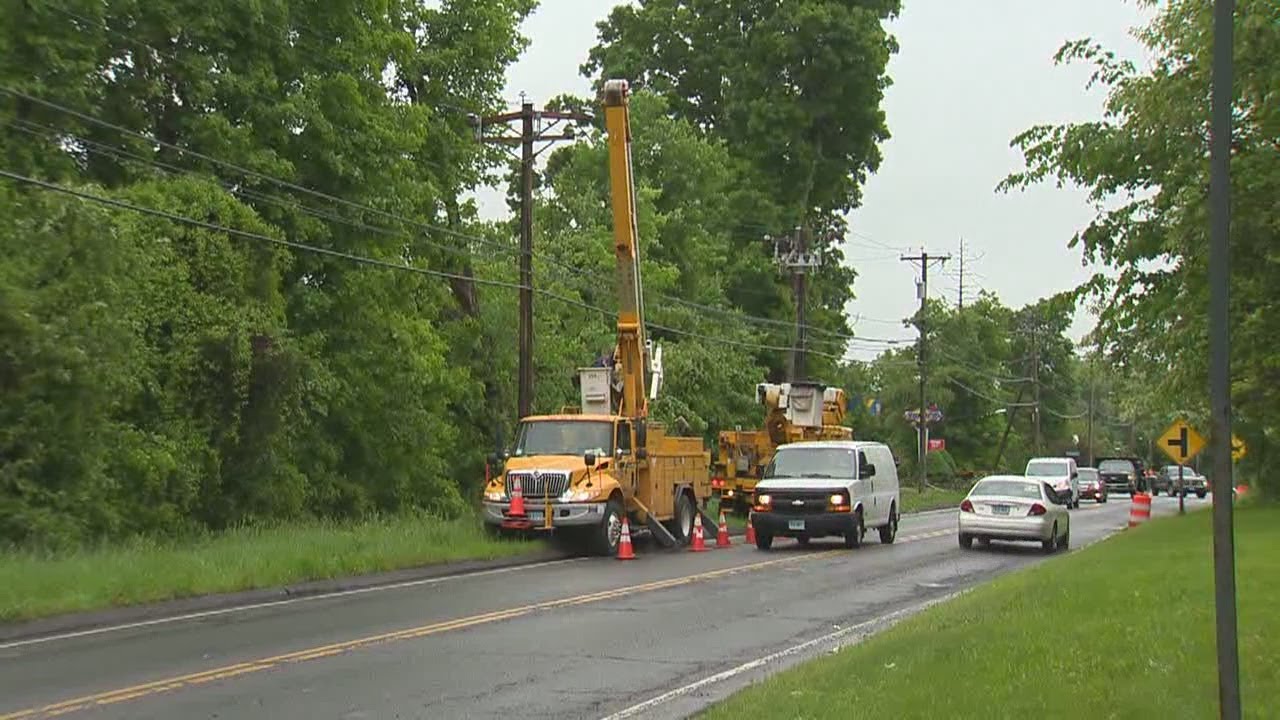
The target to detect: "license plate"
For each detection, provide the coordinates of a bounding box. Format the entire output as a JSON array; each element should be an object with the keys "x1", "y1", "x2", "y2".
[
  {"x1": 529, "y1": 511, "x2": 543, "y2": 521},
  {"x1": 788, "y1": 519, "x2": 806, "y2": 531},
  {"x1": 992, "y1": 505, "x2": 1010, "y2": 516}
]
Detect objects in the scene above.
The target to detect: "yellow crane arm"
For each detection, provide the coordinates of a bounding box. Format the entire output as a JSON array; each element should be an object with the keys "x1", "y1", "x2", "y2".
[{"x1": 602, "y1": 79, "x2": 648, "y2": 419}]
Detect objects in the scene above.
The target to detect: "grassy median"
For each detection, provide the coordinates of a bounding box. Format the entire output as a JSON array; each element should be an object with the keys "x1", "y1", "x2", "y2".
[
  {"x1": 701, "y1": 502, "x2": 1279, "y2": 719},
  {"x1": 0, "y1": 513, "x2": 535, "y2": 623}
]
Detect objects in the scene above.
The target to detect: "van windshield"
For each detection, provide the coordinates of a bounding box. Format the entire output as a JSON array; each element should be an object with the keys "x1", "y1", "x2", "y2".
[
  {"x1": 1025, "y1": 461, "x2": 1069, "y2": 477},
  {"x1": 765, "y1": 448, "x2": 855, "y2": 479}
]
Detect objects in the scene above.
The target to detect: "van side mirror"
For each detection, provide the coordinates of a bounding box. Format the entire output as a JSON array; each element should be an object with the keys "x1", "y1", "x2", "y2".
[{"x1": 860, "y1": 463, "x2": 876, "y2": 479}]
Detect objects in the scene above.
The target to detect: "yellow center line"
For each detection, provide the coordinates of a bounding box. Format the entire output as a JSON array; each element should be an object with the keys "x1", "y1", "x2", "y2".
[{"x1": 1, "y1": 549, "x2": 841, "y2": 719}]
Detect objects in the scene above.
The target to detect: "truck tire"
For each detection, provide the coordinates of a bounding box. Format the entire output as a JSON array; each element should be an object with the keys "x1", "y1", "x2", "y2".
[
  {"x1": 589, "y1": 497, "x2": 625, "y2": 557},
  {"x1": 667, "y1": 492, "x2": 695, "y2": 545},
  {"x1": 755, "y1": 532, "x2": 773, "y2": 550}
]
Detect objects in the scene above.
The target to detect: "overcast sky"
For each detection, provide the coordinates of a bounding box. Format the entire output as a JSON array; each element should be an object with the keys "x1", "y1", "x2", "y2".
[{"x1": 469, "y1": 0, "x2": 1154, "y2": 362}]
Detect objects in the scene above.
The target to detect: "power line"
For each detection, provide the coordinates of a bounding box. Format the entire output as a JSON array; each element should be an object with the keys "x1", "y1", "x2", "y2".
[{"x1": 0, "y1": 168, "x2": 849, "y2": 363}]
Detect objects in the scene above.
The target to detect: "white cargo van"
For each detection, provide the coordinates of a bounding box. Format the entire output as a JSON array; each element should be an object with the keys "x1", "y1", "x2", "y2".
[
  {"x1": 750, "y1": 440, "x2": 900, "y2": 550},
  {"x1": 1025, "y1": 456, "x2": 1080, "y2": 509}
]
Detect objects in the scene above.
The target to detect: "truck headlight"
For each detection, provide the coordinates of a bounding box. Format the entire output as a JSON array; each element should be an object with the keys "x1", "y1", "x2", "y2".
[
  {"x1": 484, "y1": 489, "x2": 506, "y2": 502},
  {"x1": 560, "y1": 487, "x2": 596, "y2": 503}
]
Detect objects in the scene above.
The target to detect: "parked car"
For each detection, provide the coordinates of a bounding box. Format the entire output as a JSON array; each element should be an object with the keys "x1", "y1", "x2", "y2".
[
  {"x1": 1025, "y1": 456, "x2": 1080, "y2": 508},
  {"x1": 958, "y1": 475, "x2": 1071, "y2": 553},
  {"x1": 751, "y1": 440, "x2": 901, "y2": 550},
  {"x1": 1096, "y1": 456, "x2": 1148, "y2": 495},
  {"x1": 1077, "y1": 467, "x2": 1107, "y2": 503},
  {"x1": 1154, "y1": 465, "x2": 1208, "y2": 498}
]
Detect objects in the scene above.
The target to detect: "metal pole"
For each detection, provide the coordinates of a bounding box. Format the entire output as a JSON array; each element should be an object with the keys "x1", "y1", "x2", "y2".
[
  {"x1": 1178, "y1": 463, "x2": 1186, "y2": 515},
  {"x1": 518, "y1": 103, "x2": 535, "y2": 418},
  {"x1": 1086, "y1": 375, "x2": 1095, "y2": 467},
  {"x1": 1209, "y1": 0, "x2": 1240, "y2": 717},
  {"x1": 1031, "y1": 327, "x2": 1042, "y2": 454}
]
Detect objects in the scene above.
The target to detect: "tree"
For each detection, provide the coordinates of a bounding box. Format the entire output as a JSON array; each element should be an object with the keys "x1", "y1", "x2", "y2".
[
  {"x1": 999, "y1": 0, "x2": 1279, "y2": 493},
  {"x1": 582, "y1": 0, "x2": 902, "y2": 373}
]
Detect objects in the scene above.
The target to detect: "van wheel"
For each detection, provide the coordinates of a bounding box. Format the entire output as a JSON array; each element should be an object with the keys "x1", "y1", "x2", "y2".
[
  {"x1": 796, "y1": 536, "x2": 811, "y2": 548},
  {"x1": 843, "y1": 510, "x2": 864, "y2": 549},
  {"x1": 878, "y1": 503, "x2": 898, "y2": 544},
  {"x1": 589, "y1": 497, "x2": 625, "y2": 557}
]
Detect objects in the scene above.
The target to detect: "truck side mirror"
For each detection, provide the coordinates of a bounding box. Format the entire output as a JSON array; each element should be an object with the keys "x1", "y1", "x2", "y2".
[
  {"x1": 635, "y1": 420, "x2": 647, "y2": 448},
  {"x1": 584, "y1": 452, "x2": 597, "y2": 467},
  {"x1": 635, "y1": 447, "x2": 648, "y2": 460}
]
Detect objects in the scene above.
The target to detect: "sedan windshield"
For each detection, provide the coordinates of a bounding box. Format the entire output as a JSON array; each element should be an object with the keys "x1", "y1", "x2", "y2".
[
  {"x1": 972, "y1": 480, "x2": 1043, "y2": 499},
  {"x1": 513, "y1": 420, "x2": 612, "y2": 457},
  {"x1": 765, "y1": 448, "x2": 855, "y2": 479},
  {"x1": 1077, "y1": 470, "x2": 1099, "y2": 483},
  {"x1": 1025, "y1": 462, "x2": 1068, "y2": 477}
]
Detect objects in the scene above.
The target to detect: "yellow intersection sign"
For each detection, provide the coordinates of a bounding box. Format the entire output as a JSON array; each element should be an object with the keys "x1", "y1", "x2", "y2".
[
  {"x1": 1232, "y1": 435, "x2": 1247, "y2": 462},
  {"x1": 1157, "y1": 418, "x2": 1205, "y2": 464}
]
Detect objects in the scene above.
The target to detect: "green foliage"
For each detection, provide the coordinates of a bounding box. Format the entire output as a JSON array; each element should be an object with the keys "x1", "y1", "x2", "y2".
[
  {"x1": 1000, "y1": 0, "x2": 1278, "y2": 494},
  {"x1": 0, "y1": 0, "x2": 911, "y2": 552}
]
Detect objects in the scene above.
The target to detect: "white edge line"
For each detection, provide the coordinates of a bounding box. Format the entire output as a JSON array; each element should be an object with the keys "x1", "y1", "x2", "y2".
[
  {"x1": 0, "y1": 557, "x2": 587, "y2": 651},
  {"x1": 599, "y1": 591, "x2": 965, "y2": 720}
]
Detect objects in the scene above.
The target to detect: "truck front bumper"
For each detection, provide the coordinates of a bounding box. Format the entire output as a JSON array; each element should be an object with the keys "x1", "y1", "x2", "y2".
[
  {"x1": 752, "y1": 511, "x2": 856, "y2": 539},
  {"x1": 482, "y1": 501, "x2": 606, "y2": 528}
]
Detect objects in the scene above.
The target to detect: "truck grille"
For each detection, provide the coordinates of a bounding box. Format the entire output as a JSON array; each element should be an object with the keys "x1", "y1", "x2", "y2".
[{"x1": 506, "y1": 471, "x2": 571, "y2": 500}]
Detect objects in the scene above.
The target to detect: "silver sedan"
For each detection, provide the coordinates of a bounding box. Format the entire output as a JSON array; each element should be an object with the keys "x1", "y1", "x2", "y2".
[{"x1": 958, "y1": 475, "x2": 1071, "y2": 553}]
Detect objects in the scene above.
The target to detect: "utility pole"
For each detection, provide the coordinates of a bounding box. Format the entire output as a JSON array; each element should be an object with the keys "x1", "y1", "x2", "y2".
[
  {"x1": 773, "y1": 225, "x2": 820, "y2": 382},
  {"x1": 1208, "y1": 0, "x2": 1241, "y2": 716},
  {"x1": 1086, "y1": 374, "x2": 1096, "y2": 467},
  {"x1": 478, "y1": 97, "x2": 592, "y2": 419},
  {"x1": 957, "y1": 237, "x2": 965, "y2": 310},
  {"x1": 900, "y1": 249, "x2": 950, "y2": 492},
  {"x1": 1031, "y1": 328, "x2": 1042, "y2": 454}
]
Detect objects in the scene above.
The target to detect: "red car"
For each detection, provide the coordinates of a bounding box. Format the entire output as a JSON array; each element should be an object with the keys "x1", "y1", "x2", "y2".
[{"x1": 1076, "y1": 467, "x2": 1108, "y2": 503}]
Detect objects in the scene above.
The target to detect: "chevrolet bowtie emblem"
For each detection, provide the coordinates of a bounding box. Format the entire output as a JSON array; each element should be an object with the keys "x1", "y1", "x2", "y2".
[{"x1": 792, "y1": 499, "x2": 804, "y2": 506}]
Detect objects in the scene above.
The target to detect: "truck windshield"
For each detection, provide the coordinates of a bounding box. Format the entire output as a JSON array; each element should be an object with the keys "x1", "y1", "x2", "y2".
[
  {"x1": 765, "y1": 448, "x2": 855, "y2": 479},
  {"x1": 1098, "y1": 459, "x2": 1135, "y2": 474},
  {"x1": 513, "y1": 421, "x2": 613, "y2": 457}
]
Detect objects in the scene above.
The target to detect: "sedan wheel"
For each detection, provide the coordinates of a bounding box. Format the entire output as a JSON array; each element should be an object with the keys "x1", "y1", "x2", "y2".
[{"x1": 1042, "y1": 523, "x2": 1058, "y2": 553}]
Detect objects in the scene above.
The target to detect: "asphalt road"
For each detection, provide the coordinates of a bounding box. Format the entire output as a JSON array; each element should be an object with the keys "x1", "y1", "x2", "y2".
[{"x1": 0, "y1": 494, "x2": 1209, "y2": 720}]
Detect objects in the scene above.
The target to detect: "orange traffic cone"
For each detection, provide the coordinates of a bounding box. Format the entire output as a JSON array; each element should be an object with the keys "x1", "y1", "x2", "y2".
[
  {"x1": 617, "y1": 517, "x2": 636, "y2": 560},
  {"x1": 689, "y1": 513, "x2": 708, "y2": 552},
  {"x1": 745, "y1": 513, "x2": 757, "y2": 544},
  {"x1": 508, "y1": 475, "x2": 526, "y2": 517},
  {"x1": 716, "y1": 509, "x2": 731, "y2": 548}
]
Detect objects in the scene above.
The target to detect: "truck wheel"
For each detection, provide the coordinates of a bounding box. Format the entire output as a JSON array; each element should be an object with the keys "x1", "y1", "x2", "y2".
[
  {"x1": 1197, "y1": 490, "x2": 1207, "y2": 499},
  {"x1": 667, "y1": 492, "x2": 695, "y2": 545},
  {"x1": 589, "y1": 497, "x2": 625, "y2": 557},
  {"x1": 878, "y1": 503, "x2": 898, "y2": 544},
  {"x1": 755, "y1": 532, "x2": 773, "y2": 550},
  {"x1": 843, "y1": 510, "x2": 864, "y2": 549}
]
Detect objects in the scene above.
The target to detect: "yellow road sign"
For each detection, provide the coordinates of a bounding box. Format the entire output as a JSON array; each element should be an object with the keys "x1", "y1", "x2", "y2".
[
  {"x1": 1232, "y1": 435, "x2": 1247, "y2": 462},
  {"x1": 1157, "y1": 418, "x2": 1205, "y2": 464}
]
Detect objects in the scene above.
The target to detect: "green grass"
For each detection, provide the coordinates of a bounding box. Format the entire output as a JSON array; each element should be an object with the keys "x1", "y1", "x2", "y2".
[
  {"x1": 0, "y1": 513, "x2": 535, "y2": 623},
  {"x1": 899, "y1": 485, "x2": 968, "y2": 514},
  {"x1": 701, "y1": 503, "x2": 1280, "y2": 720}
]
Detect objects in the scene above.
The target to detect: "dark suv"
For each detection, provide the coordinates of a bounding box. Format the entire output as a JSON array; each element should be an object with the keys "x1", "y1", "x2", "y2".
[{"x1": 1095, "y1": 456, "x2": 1148, "y2": 495}]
